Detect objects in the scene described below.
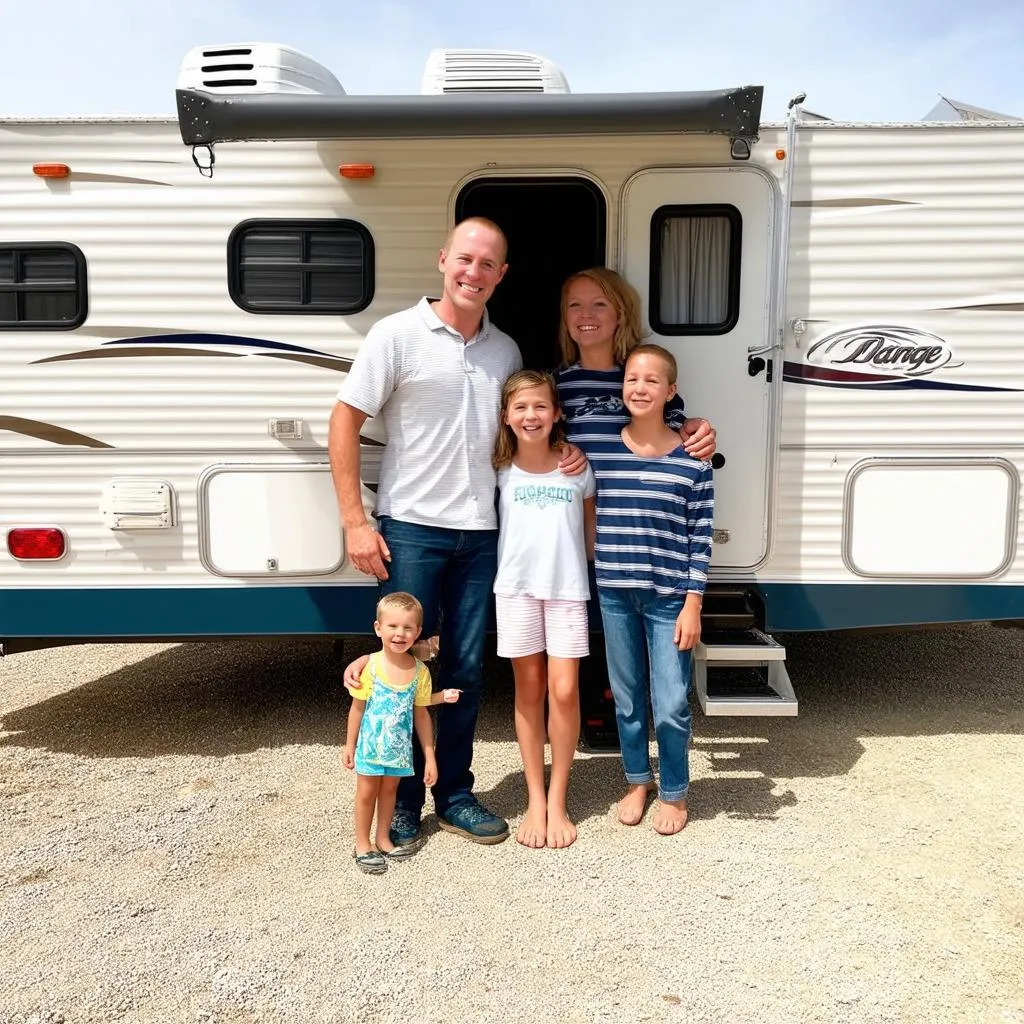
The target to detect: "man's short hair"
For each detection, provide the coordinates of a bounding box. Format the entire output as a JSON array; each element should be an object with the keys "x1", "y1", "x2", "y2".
[
  {"x1": 375, "y1": 591, "x2": 424, "y2": 624},
  {"x1": 443, "y1": 217, "x2": 508, "y2": 263}
]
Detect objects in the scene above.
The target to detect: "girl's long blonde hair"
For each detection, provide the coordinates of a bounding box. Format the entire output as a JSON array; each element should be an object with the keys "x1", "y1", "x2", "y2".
[
  {"x1": 558, "y1": 267, "x2": 645, "y2": 367},
  {"x1": 492, "y1": 370, "x2": 566, "y2": 470}
]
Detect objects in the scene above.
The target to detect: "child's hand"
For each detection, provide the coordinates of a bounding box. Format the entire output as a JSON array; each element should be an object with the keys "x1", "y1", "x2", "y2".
[
  {"x1": 342, "y1": 655, "x2": 370, "y2": 692},
  {"x1": 674, "y1": 602, "x2": 702, "y2": 651},
  {"x1": 441, "y1": 688, "x2": 460, "y2": 703},
  {"x1": 423, "y1": 756, "x2": 438, "y2": 786},
  {"x1": 340, "y1": 745, "x2": 355, "y2": 770}
]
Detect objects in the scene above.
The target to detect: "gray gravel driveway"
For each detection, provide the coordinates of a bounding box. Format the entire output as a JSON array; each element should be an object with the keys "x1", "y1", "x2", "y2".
[{"x1": 1, "y1": 625, "x2": 1022, "y2": 1024}]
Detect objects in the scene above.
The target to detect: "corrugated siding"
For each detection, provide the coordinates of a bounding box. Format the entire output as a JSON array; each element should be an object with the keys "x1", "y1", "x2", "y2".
[{"x1": 760, "y1": 124, "x2": 1024, "y2": 583}]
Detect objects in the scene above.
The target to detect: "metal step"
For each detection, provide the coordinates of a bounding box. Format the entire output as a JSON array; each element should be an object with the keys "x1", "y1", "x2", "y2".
[{"x1": 694, "y1": 628, "x2": 798, "y2": 716}]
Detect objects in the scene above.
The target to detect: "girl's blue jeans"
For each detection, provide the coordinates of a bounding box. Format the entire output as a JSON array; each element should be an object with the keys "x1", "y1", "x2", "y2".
[{"x1": 596, "y1": 585, "x2": 693, "y2": 801}]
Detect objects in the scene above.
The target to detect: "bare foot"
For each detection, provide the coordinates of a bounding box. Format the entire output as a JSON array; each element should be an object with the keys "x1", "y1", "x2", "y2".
[
  {"x1": 516, "y1": 804, "x2": 547, "y2": 848},
  {"x1": 546, "y1": 807, "x2": 577, "y2": 849},
  {"x1": 617, "y1": 783, "x2": 655, "y2": 826},
  {"x1": 652, "y1": 798, "x2": 688, "y2": 835}
]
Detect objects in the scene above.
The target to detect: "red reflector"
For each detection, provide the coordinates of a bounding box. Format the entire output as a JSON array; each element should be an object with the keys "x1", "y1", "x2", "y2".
[
  {"x1": 7, "y1": 528, "x2": 66, "y2": 560},
  {"x1": 33, "y1": 162, "x2": 71, "y2": 179}
]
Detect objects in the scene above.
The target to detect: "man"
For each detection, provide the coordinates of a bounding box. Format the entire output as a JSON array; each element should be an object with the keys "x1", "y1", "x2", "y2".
[{"x1": 329, "y1": 217, "x2": 543, "y2": 848}]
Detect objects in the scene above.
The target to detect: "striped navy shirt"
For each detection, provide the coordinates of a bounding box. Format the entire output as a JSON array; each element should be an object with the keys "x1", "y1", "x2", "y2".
[{"x1": 589, "y1": 435, "x2": 714, "y2": 597}]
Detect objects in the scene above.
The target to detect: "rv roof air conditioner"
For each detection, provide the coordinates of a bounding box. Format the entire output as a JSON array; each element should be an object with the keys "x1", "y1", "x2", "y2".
[
  {"x1": 420, "y1": 49, "x2": 570, "y2": 95},
  {"x1": 177, "y1": 43, "x2": 345, "y2": 96}
]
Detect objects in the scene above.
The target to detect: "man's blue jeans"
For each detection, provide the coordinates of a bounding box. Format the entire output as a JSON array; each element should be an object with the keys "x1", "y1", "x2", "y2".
[
  {"x1": 596, "y1": 586, "x2": 693, "y2": 801},
  {"x1": 377, "y1": 516, "x2": 498, "y2": 819}
]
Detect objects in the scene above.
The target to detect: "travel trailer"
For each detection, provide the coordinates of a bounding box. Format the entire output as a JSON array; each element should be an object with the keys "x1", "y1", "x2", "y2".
[{"x1": 2, "y1": 44, "x2": 1023, "y2": 717}]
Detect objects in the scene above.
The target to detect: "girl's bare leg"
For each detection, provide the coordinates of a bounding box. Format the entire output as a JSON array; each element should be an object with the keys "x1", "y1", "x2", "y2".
[
  {"x1": 374, "y1": 777, "x2": 401, "y2": 852},
  {"x1": 354, "y1": 775, "x2": 382, "y2": 855},
  {"x1": 545, "y1": 656, "x2": 580, "y2": 848},
  {"x1": 512, "y1": 653, "x2": 548, "y2": 848}
]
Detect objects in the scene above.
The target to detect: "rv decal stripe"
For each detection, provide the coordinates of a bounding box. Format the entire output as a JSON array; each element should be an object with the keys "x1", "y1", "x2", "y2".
[
  {"x1": 102, "y1": 333, "x2": 342, "y2": 357},
  {"x1": 791, "y1": 198, "x2": 919, "y2": 208},
  {"x1": 783, "y1": 362, "x2": 1018, "y2": 392},
  {"x1": 258, "y1": 352, "x2": 353, "y2": 372},
  {"x1": 32, "y1": 334, "x2": 352, "y2": 368},
  {"x1": 0, "y1": 416, "x2": 114, "y2": 448},
  {"x1": 33, "y1": 347, "x2": 246, "y2": 365}
]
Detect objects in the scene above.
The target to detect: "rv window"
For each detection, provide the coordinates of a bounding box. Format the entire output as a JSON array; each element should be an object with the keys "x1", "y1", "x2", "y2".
[
  {"x1": 649, "y1": 205, "x2": 741, "y2": 336},
  {"x1": 0, "y1": 244, "x2": 87, "y2": 330},
  {"x1": 228, "y1": 220, "x2": 374, "y2": 315}
]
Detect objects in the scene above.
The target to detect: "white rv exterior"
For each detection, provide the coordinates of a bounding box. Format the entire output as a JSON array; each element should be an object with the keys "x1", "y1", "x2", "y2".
[{"x1": 1, "y1": 46, "x2": 1022, "y2": 692}]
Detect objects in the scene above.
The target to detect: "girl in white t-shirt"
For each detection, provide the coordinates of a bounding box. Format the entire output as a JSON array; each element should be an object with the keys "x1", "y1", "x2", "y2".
[{"x1": 493, "y1": 370, "x2": 597, "y2": 850}]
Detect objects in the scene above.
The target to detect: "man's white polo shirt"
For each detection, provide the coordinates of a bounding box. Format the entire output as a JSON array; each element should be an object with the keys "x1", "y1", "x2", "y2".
[{"x1": 338, "y1": 297, "x2": 523, "y2": 531}]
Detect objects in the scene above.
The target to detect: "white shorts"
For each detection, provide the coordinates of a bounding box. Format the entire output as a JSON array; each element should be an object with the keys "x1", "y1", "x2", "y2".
[{"x1": 495, "y1": 594, "x2": 590, "y2": 659}]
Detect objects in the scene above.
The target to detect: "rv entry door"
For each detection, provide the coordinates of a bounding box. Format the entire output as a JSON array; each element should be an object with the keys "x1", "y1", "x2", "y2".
[{"x1": 622, "y1": 167, "x2": 776, "y2": 569}]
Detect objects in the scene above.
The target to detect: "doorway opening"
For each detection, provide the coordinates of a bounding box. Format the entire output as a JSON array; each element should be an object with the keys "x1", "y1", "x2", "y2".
[{"x1": 456, "y1": 176, "x2": 607, "y2": 370}]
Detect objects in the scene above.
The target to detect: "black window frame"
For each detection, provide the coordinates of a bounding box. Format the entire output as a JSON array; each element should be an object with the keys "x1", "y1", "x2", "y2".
[
  {"x1": 0, "y1": 242, "x2": 88, "y2": 330},
  {"x1": 649, "y1": 204, "x2": 742, "y2": 336},
  {"x1": 227, "y1": 218, "x2": 374, "y2": 315}
]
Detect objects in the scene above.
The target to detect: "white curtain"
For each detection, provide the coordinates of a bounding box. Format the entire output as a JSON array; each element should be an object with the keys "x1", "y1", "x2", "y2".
[{"x1": 659, "y1": 216, "x2": 730, "y2": 325}]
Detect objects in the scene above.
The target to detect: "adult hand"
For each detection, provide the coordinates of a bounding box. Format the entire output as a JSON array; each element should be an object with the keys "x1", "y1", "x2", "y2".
[
  {"x1": 345, "y1": 522, "x2": 391, "y2": 580},
  {"x1": 681, "y1": 418, "x2": 717, "y2": 461},
  {"x1": 343, "y1": 655, "x2": 370, "y2": 692},
  {"x1": 557, "y1": 443, "x2": 588, "y2": 477}
]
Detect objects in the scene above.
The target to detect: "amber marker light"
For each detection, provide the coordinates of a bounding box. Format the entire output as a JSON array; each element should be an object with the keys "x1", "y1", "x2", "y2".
[
  {"x1": 339, "y1": 164, "x2": 375, "y2": 179},
  {"x1": 7, "y1": 527, "x2": 67, "y2": 560},
  {"x1": 33, "y1": 163, "x2": 71, "y2": 178},
  {"x1": 775, "y1": 149, "x2": 787, "y2": 161}
]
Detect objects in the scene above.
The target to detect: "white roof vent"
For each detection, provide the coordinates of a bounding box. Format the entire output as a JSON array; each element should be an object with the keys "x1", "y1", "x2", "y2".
[
  {"x1": 177, "y1": 43, "x2": 345, "y2": 96},
  {"x1": 420, "y1": 49, "x2": 570, "y2": 95}
]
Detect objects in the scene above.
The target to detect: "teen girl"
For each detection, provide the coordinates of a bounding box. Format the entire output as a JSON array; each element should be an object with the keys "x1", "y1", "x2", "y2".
[{"x1": 492, "y1": 370, "x2": 597, "y2": 849}]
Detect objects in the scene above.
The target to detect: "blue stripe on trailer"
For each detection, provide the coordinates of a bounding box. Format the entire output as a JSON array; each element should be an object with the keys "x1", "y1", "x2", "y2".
[
  {"x1": 1, "y1": 582, "x2": 1021, "y2": 641},
  {"x1": 757, "y1": 583, "x2": 1024, "y2": 632}
]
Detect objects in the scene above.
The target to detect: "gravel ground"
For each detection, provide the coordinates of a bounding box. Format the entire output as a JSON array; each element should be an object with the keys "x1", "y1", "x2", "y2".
[{"x1": 1, "y1": 624, "x2": 1023, "y2": 1024}]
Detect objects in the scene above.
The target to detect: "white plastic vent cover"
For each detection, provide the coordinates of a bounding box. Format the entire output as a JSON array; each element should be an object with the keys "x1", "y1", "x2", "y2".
[
  {"x1": 177, "y1": 43, "x2": 345, "y2": 95},
  {"x1": 101, "y1": 479, "x2": 174, "y2": 531},
  {"x1": 420, "y1": 49, "x2": 570, "y2": 94}
]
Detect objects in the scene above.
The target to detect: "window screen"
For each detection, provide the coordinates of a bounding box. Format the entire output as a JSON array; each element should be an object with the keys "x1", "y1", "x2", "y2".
[
  {"x1": 650, "y1": 205, "x2": 741, "y2": 335},
  {"x1": 0, "y1": 244, "x2": 87, "y2": 329},
  {"x1": 228, "y1": 220, "x2": 374, "y2": 314}
]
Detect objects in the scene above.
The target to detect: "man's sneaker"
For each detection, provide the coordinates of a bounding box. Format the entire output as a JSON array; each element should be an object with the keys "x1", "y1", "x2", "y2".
[
  {"x1": 388, "y1": 807, "x2": 425, "y2": 853},
  {"x1": 437, "y1": 801, "x2": 510, "y2": 845}
]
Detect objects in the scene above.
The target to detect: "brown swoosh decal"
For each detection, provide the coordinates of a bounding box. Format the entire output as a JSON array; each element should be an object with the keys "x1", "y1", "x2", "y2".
[
  {"x1": 32, "y1": 347, "x2": 244, "y2": 364},
  {"x1": 69, "y1": 172, "x2": 172, "y2": 187},
  {"x1": 0, "y1": 416, "x2": 113, "y2": 448},
  {"x1": 792, "y1": 198, "x2": 918, "y2": 208},
  {"x1": 934, "y1": 302, "x2": 1024, "y2": 312},
  {"x1": 258, "y1": 352, "x2": 354, "y2": 372}
]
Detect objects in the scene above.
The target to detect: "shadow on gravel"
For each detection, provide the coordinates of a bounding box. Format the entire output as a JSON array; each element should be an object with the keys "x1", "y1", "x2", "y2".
[{"x1": 1, "y1": 626, "x2": 1021, "y2": 792}]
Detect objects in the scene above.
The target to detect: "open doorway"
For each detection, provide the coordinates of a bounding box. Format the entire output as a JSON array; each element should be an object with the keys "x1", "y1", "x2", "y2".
[{"x1": 456, "y1": 177, "x2": 607, "y2": 370}]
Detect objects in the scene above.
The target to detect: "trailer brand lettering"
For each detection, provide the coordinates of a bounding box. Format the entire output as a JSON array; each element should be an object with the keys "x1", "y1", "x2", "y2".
[{"x1": 806, "y1": 326, "x2": 962, "y2": 378}]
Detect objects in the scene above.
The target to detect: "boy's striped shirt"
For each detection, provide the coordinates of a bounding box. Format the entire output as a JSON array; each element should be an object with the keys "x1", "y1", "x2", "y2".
[{"x1": 589, "y1": 435, "x2": 714, "y2": 597}]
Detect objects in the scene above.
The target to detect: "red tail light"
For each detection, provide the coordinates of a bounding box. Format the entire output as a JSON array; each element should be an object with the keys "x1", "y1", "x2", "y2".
[{"x1": 7, "y1": 528, "x2": 67, "y2": 560}]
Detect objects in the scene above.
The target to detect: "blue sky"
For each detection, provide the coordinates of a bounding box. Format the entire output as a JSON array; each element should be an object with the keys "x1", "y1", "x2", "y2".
[{"x1": 2, "y1": 0, "x2": 1022, "y2": 120}]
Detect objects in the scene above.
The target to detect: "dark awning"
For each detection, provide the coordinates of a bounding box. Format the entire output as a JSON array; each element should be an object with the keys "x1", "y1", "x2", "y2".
[{"x1": 176, "y1": 87, "x2": 764, "y2": 147}]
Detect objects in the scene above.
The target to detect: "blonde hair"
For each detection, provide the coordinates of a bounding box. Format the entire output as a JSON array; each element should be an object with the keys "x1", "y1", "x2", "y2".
[
  {"x1": 375, "y1": 591, "x2": 423, "y2": 624},
  {"x1": 492, "y1": 370, "x2": 566, "y2": 469},
  {"x1": 626, "y1": 343, "x2": 678, "y2": 385},
  {"x1": 558, "y1": 267, "x2": 644, "y2": 367},
  {"x1": 443, "y1": 216, "x2": 508, "y2": 263}
]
